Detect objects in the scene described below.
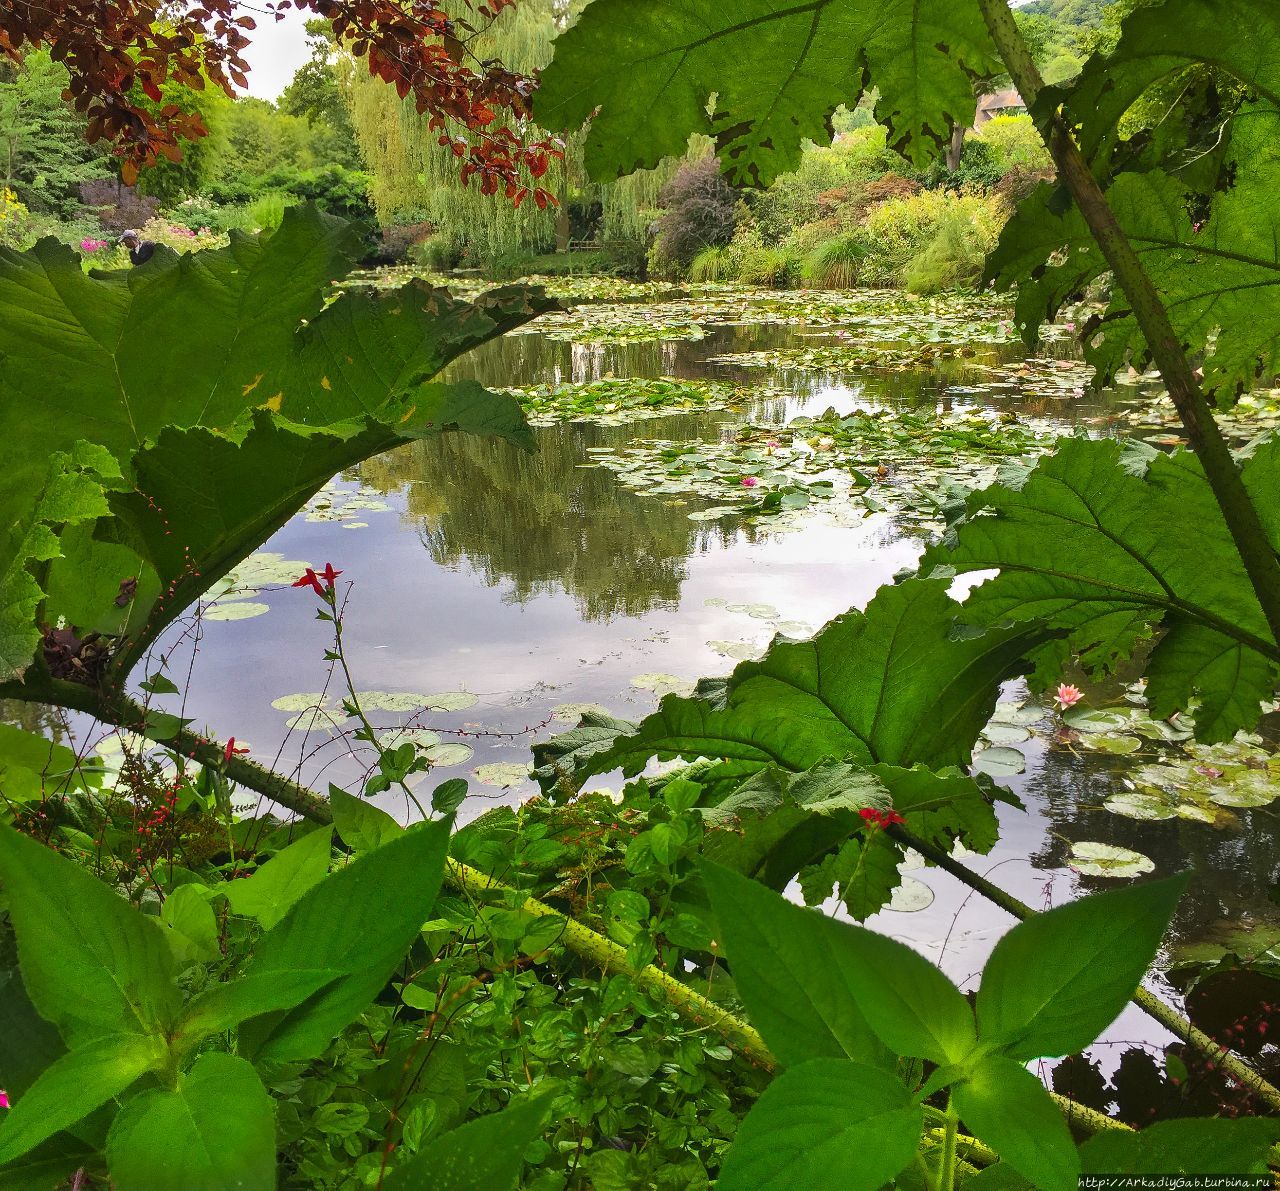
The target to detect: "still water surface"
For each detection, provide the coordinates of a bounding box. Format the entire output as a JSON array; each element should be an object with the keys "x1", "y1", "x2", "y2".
[{"x1": 107, "y1": 291, "x2": 1280, "y2": 1025}]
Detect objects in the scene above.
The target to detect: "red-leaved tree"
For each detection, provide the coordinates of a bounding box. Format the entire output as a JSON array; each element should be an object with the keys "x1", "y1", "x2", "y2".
[{"x1": 0, "y1": 0, "x2": 557, "y2": 204}]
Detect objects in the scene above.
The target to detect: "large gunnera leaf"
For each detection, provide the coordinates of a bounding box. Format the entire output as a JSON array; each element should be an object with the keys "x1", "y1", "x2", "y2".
[
  {"x1": 535, "y1": 0, "x2": 998, "y2": 183},
  {"x1": 536, "y1": 579, "x2": 1047, "y2": 786},
  {"x1": 0, "y1": 207, "x2": 552, "y2": 687},
  {"x1": 925, "y1": 437, "x2": 1280, "y2": 743}
]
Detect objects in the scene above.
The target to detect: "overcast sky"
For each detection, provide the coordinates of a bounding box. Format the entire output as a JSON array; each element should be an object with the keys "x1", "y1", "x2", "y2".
[{"x1": 237, "y1": 6, "x2": 312, "y2": 101}]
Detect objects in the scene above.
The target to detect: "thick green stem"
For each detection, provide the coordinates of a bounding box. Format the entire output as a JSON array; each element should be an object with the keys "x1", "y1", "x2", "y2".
[
  {"x1": 895, "y1": 827, "x2": 1280, "y2": 1114},
  {"x1": 935, "y1": 1101, "x2": 960, "y2": 1191},
  {"x1": 973, "y1": 0, "x2": 1280, "y2": 647}
]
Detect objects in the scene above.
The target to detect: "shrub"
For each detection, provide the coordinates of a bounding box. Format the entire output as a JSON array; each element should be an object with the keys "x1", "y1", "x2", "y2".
[
  {"x1": 802, "y1": 229, "x2": 870, "y2": 288},
  {"x1": 246, "y1": 191, "x2": 296, "y2": 233},
  {"x1": 134, "y1": 216, "x2": 230, "y2": 252},
  {"x1": 978, "y1": 113, "x2": 1054, "y2": 173},
  {"x1": 858, "y1": 189, "x2": 1007, "y2": 289},
  {"x1": 689, "y1": 245, "x2": 733, "y2": 282},
  {"x1": 408, "y1": 234, "x2": 462, "y2": 271},
  {"x1": 650, "y1": 157, "x2": 736, "y2": 271}
]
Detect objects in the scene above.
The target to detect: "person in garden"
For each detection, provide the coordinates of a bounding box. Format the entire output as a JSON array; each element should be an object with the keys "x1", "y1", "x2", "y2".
[{"x1": 119, "y1": 229, "x2": 155, "y2": 266}]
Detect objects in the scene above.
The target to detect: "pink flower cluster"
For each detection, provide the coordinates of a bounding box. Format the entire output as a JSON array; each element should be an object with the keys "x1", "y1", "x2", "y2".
[
  {"x1": 80, "y1": 238, "x2": 108, "y2": 252},
  {"x1": 169, "y1": 225, "x2": 198, "y2": 238}
]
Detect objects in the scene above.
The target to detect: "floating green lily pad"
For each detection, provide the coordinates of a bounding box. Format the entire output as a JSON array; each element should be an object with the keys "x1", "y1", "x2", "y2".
[
  {"x1": 285, "y1": 708, "x2": 347, "y2": 732},
  {"x1": 708, "y1": 640, "x2": 764, "y2": 662},
  {"x1": 1080, "y1": 733, "x2": 1143, "y2": 755},
  {"x1": 982, "y1": 723, "x2": 1032, "y2": 746},
  {"x1": 1102, "y1": 790, "x2": 1178, "y2": 821},
  {"x1": 1062, "y1": 707, "x2": 1134, "y2": 733},
  {"x1": 971, "y1": 746, "x2": 1026, "y2": 777},
  {"x1": 551, "y1": 702, "x2": 610, "y2": 722},
  {"x1": 423, "y1": 743, "x2": 474, "y2": 767},
  {"x1": 271, "y1": 692, "x2": 331, "y2": 712},
  {"x1": 630, "y1": 673, "x2": 696, "y2": 697},
  {"x1": 202, "y1": 601, "x2": 271, "y2": 621},
  {"x1": 1068, "y1": 842, "x2": 1155, "y2": 878},
  {"x1": 473, "y1": 762, "x2": 531, "y2": 787},
  {"x1": 378, "y1": 728, "x2": 441, "y2": 750}
]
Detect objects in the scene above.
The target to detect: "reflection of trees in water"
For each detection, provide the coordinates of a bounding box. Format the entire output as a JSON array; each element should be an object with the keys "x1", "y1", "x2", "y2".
[
  {"x1": 360, "y1": 418, "x2": 761, "y2": 621},
  {"x1": 1022, "y1": 748, "x2": 1280, "y2": 958}
]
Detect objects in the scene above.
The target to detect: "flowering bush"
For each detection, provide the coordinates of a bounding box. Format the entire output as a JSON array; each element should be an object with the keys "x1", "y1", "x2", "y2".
[
  {"x1": 0, "y1": 187, "x2": 33, "y2": 249},
  {"x1": 134, "y1": 215, "x2": 229, "y2": 253}
]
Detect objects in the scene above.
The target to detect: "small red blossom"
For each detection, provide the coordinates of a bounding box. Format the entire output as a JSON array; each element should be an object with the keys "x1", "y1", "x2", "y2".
[
  {"x1": 223, "y1": 737, "x2": 249, "y2": 763},
  {"x1": 859, "y1": 807, "x2": 905, "y2": 829},
  {"x1": 741, "y1": 476, "x2": 759, "y2": 488},
  {"x1": 292, "y1": 562, "x2": 343, "y2": 596}
]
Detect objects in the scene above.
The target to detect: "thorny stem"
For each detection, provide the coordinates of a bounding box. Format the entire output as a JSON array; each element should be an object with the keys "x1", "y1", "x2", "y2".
[
  {"x1": 973, "y1": 0, "x2": 1280, "y2": 649},
  {"x1": 894, "y1": 826, "x2": 1280, "y2": 1115}
]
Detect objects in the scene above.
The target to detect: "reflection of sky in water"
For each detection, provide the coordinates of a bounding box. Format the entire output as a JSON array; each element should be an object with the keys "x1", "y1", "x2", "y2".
[{"x1": 65, "y1": 295, "x2": 1277, "y2": 1047}]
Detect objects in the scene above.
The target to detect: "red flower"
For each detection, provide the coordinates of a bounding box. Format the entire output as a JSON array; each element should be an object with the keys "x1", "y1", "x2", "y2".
[
  {"x1": 223, "y1": 737, "x2": 249, "y2": 764},
  {"x1": 292, "y1": 562, "x2": 343, "y2": 596},
  {"x1": 859, "y1": 807, "x2": 905, "y2": 830}
]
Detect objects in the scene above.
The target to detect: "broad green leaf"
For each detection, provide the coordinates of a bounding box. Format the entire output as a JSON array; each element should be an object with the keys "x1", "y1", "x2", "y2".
[
  {"x1": 225, "y1": 826, "x2": 333, "y2": 930},
  {"x1": 174, "y1": 969, "x2": 344, "y2": 1053},
  {"x1": 798, "y1": 832, "x2": 903, "y2": 921},
  {"x1": 717, "y1": 1058, "x2": 921, "y2": 1190},
  {"x1": 537, "y1": 0, "x2": 998, "y2": 181},
  {"x1": 0, "y1": 721, "x2": 99, "y2": 805},
  {"x1": 541, "y1": 580, "x2": 1046, "y2": 786},
  {"x1": 929, "y1": 439, "x2": 1280, "y2": 742},
  {"x1": 1079, "y1": 1117, "x2": 1280, "y2": 1174},
  {"x1": 239, "y1": 818, "x2": 450, "y2": 1062},
  {"x1": 329, "y1": 785, "x2": 403, "y2": 851},
  {"x1": 0, "y1": 210, "x2": 550, "y2": 685},
  {"x1": 0, "y1": 823, "x2": 180, "y2": 1044},
  {"x1": 383, "y1": 1091, "x2": 553, "y2": 1191},
  {"x1": 0, "y1": 1141, "x2": 95, "y2": 1191},
  {"x1": 0, "y1": 447, "x2": 116, "y2": 682},
  {"x1": 106, "y1": 1052, "x2": 274, "y2": 1191},
  {"x1": 705, "y1": 861, "x2": 976, "y2": 1067},
  {"x1": 976, "y1": 875, "x2": 1189, "y2": 1062},
  {"x1": 0, "y1": 1033, "x2": 162, "y2": 1165},
  {"x1": 159, "y1": 885, "x2": 221, "y2": 963},
  {"x1": 951, "y1": 1055, "x2": 1079, "y2": 1191},
  {"x1": 989, "y1": 99, "x2": 1280, "y2": 396}
]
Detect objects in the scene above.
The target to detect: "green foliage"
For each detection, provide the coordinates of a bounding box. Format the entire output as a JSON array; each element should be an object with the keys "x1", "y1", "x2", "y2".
[
  {"x1": 802, "y1": 230, "x2": 868, "y2": 288},
  {"x1": 0, "y1": 206, "x2": 549, "y2": 689},
  {"x1": 704, "y1": 862, "x2": 1204, "y2": 1190},
  {"x1": 536, "y1": 0, "x2": 1000, "y2": 181},
  {"x1": 991, "y1": 0, "x2": 1280, "y2": 395},
  {"x1": 0, "y1": 51, "x2": 110, "y2": 217},
  {"x1": 925, "y1": 437, "x2": 1280, "y2": 742}
]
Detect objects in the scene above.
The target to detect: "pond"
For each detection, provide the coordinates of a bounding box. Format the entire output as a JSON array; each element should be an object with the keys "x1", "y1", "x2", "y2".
[{"x1": 77, "y1": 281, "x2": 1280, "y2": 1070}]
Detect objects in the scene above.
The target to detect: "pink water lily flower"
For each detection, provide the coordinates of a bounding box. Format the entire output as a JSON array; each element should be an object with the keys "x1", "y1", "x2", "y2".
[
  {"x1": 1054, "y1": 683, "x2": 1083, "y2": 710},
  {"x1": 0, "y1": 1090, "x2": 10, "y2": 1109},
  {"x1": 740, "y1": 476, "x2": 759, "y2": 488},
  {"x1": 764, "y1": 439, "x2": 781, "y2": 455}
]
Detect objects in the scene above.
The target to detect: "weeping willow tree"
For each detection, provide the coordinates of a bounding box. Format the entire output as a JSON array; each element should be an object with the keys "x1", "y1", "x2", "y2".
[
  {"x1": 342, "y1": 0, "x2": 709, "y2": 270},
  {"x1": 343, "y1": 0, "x2": 569, "y2": 265}
]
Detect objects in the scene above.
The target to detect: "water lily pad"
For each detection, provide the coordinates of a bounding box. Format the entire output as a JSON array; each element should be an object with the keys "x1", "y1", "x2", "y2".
[
  {"x1": 630, "y1": 673, "x2": 696, "y2": 697},
  {"x1": 423, "y1": 743, "x2": 474, "y2": 767},
  {"x1": 473, "y1": 762, "x2": 531, "y2": 787},
  {"x1": 1080, "y1": 733, "x2": 1143, "y2": 755},
  {"x1": 1103, "y1": 790, "x2": 1177, "y2": 821},
  {"x1": 285, "y1": 708, "x2": 348, "y2": 732},
  {"x1": 551, "y1": 702, "x2": 610, "y2": 722},
  {"x1": 770, "y1": 621, "x2": 813, "y2": 638},
  {"x1": 271, "y1": 692, "x2": 332, "y2": 712},
  {"x1": 202, "y1": 601, "x2": 270, "y2": 621},
  {"x1": 990, "y1": 701, "x2": 1045, "y2": 727},
  {"x1": 971, "y1": 746, "x2": 1026, "y2": 777},
  {"x1": 982, "y1": 723, "x2": 1032, "y2": 746},
  {"x1": 1068, "y1": 842, "x2": 1155, "y2": 878},
  {"x1": 886, "y1": 876, "x2": 935, "y2": 912},
  {"x1": 725, "y1": 602, "x2": 781, "y2": 620},
  {"x1": 420, "y1": 692, "x2": 480, "y2": 712},
  {"x1": 708, "y1": 640, "x2": 765, "y2": 662},
  {"x1": 1062, "y1": 708, "x2": 1134, "y2": 733},
  {"x1": 378, "y1": 728, "x2": 441, "y2": 750},
  {"x1": 220, "y1": 551, "x2": 311, "y2": 589}
]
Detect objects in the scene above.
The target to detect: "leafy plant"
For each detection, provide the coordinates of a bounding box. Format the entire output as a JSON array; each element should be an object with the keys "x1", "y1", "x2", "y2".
[{"x1": 704, "y1": 863, "x2": 1279, "y2": 1188}]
